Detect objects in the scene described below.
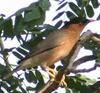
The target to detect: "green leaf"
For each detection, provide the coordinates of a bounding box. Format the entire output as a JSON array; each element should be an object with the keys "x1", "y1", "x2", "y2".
[
  {"x1": 35, "y1": 70, "x2": 44, "y2": 83},
  {"x1": 11, "y1": 90, "x2": 22, "y2": 93},
  {"x1": 14, "y1": 14, "x2": 24, "y2": 35},
  {"x1": 25, "y1": 71, "x2": 37, "y2": 83},
  {"x1": 0, "y1": 89, "x2": 4, "y2": 93},
  {"x1": 82, "y1": 0, "x2": 89, "y2": 6},
  {"x1": 91, "y1": 0, "x2": 99, "y2": 8},
  {"x1": 24, "y1": 7, "x2": 41, "y2": 22},
  {"x1": 0, "y1": 64, "x2": 6, "y2": 75},
  {"x1": 80, "y1": 8, "x2": 86, "y2": 17},
  {"x1": 0, "y1": 82, "x2": 10, "y2": 92},
  {"x1": 66, "y1": 11, "x2": 76, "y2": 19},
  {"x1": 56, "y1": 1, "x2": 68, "y2": 11},
  {"x1": 26, "y1": 13, "x2": 45, "y2": 26},
  {"x1": 14, "y1": 7, "x2": 26, "y2": 16},
  {"x1": 76, "y1": 0, "x2": 89, "y2": 7},
  {"x1": 24, "y1": 6, "x2": 45, "y2": 26},
  {"x1": 65, "y1": 88, "x2": 72, "y2": 93},
  {"x1": 76, "y1": 0, "x2": 83, "y2": 7},
  {"x1": 69, "y1": 2, "x2": 81, "y2": 16},
  {"x1": 39, "y1": 0, "x2": 51, "y2": 11},
  {"x1": 12, "y1": 51, "x2": 24, "y2": 59},
  {"x1": 10, "y1": 82, "x2": 18, "y2": 90},
  {"x1": 3, "y1": 19, "x2": 14, "y2": 38},
  {"x1": 26, "y1": 2, "x2": 38, "y2": 11},
  {"x1": 19, "y1": 86, "x2": 27, "y2": 93},
  {"x1": 52, "y1": 11, "x2": 65, "y2": 20},
  {"x1": 26, "y1": 86, "x2": 35, "y2": 91},
  {"x1": 66, "y1": 77, "x2": 76, "y2": 88},
  {"x1": 96, "y1": 52, "x2": 100, "y2": 62},
  {"x1": 2, "y1": 47, "x2": 15, "y2": 53},
  {"x1": 2, "y1": 49, "x2": 9, "y2": 56},
  {"x1": 55, "y1": 20, "x2": 63, "y2": 28},
  {"x1": 16, "y1": 47, "x2": 28, "y2": 56},
  {"x1": 85, "y1": 4, "x2": 94, "y2": 17}
]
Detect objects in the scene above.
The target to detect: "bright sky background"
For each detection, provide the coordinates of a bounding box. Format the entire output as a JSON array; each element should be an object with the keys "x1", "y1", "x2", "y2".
[{"x1": 0, "y1": 0, "x2": 100, "y2": 93}]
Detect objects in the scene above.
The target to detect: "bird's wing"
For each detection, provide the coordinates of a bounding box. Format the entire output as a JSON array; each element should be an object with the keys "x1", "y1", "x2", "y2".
[{"x1": 19, "y1": 30, "x2": 67, "y2": 63}]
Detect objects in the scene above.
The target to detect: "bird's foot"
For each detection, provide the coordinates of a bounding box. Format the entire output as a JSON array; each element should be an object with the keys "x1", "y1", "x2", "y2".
[
  {"x1": 47, "y1": 67, "x2": 56, "y2": 78},
  {"x1": 50, "y1": 74, "x2": 67, "y2": 87},
  {"x1": 47, "y1": 67, "x2": 67, "y2": 87}
]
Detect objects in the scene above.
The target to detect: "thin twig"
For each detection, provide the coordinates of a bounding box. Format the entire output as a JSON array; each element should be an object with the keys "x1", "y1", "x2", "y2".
[
  {"x1": 73, "y1": 55, "x2": 96, "y2": 68},
  {"x1": 70, "y1": 65, "x2": 97, "y2": 73},
  {"x1": 70, "y1": 61, "x2": 100, "y2": 74}
]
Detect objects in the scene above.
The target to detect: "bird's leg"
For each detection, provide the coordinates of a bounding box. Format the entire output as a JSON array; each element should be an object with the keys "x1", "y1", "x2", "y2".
[
  {"x1": 46, "y1": 67, "x2": 67, "y2": 87},
  {"x1": 41, "y1": 66, "x2": 56, "y2": 79},
  {"x1": 46, "y1": 67, "x2": 56, "y2": 79},
  {"x1": 41, "y1": 66, "x2": 67, "y2": 86},
  {"x1": 49, "y1": 70, "x2": 67, "y2": 87}
]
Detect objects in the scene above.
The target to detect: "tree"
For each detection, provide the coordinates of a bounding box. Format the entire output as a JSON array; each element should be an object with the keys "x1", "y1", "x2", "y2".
[{"x1": 0, "y1": 0, "x2": 100, "y2": 93}]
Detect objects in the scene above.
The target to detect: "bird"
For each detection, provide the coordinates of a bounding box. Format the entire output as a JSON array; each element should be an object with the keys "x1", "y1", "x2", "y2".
[{"x1": 3, "y1": 17, "x2": 92, "y2": 80}]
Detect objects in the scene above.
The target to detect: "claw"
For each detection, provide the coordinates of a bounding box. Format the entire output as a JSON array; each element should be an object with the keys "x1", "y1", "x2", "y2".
[
  {"x1": 47, "y1": 67, "x2": 56, "y2": 78},
  {"x1": 46, "y1": 67, "x2": 67, "y2": 87}
]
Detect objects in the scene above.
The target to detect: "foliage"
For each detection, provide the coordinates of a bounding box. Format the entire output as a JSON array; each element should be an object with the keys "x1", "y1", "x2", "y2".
[{"x1": 0, "y1": 0, "x2": 100, "y2": 93}]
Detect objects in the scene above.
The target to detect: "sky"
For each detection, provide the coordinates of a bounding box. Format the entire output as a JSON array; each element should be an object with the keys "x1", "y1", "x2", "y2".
[{"x1": 0, "y1": 0, "x2": 100, "y2": 93}]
